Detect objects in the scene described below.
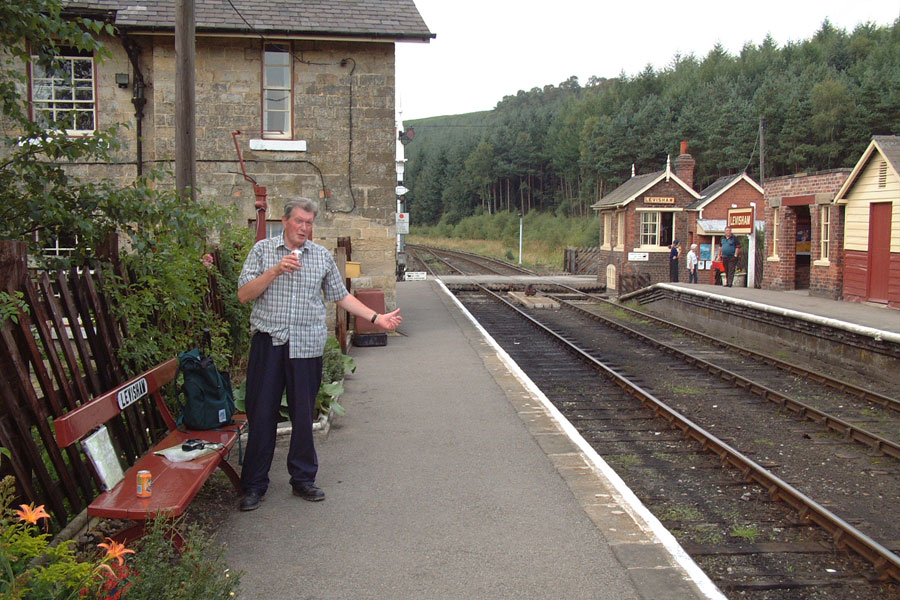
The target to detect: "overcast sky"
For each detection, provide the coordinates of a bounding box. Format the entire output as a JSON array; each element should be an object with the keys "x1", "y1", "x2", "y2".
[{"x1": 395, "y1": 0, "x2": 900, "y2": 122}]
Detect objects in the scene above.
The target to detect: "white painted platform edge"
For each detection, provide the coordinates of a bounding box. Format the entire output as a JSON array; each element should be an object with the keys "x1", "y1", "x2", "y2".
[
  {"x1": 653, "y1": 283, "x2": 900, "y2": 344},
  {"x1": 436, "y1": 279, "x2": 728, "y2": 600}
]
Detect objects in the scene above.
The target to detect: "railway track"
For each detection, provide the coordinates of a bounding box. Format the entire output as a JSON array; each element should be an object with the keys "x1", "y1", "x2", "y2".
[
  {"x1": 407, "y1": 245, "x2": 900, "y2": 599},
  {"x1": 406, "y1": 244, "x2": 534, "y2": 276}
]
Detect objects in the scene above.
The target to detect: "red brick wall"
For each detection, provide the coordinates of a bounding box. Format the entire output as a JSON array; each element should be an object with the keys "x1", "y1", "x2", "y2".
[
  {"x1": 809, "y1": 203, "x2": 844, "y2": 299},
  {"x1": 600, "y1": 178, "x2": 696, "y2": 287},
  {"x1": 762, "y1": 170, "x2": 850, "y2": 293},
  {"x1": 701, "y1": 180, "x2": 763, "y2": 220}
]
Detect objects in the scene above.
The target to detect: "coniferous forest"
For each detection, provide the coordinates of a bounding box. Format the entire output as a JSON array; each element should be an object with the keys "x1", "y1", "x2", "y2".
[{"x1": 402, "y1": 19, "x2": 900, "y2": 227}]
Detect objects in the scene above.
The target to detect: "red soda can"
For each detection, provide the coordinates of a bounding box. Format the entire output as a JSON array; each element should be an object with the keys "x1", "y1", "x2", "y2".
[{"x1": 137, "y1": 470, "x2": 152, "y2": 498}]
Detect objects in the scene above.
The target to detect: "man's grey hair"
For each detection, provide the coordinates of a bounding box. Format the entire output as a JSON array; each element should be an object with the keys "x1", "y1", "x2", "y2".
[{"x1": 283, "y1": 197, "x2": 318, "y2": 218}]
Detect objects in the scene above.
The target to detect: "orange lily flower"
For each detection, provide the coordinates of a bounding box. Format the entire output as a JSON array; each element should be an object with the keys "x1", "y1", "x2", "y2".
[
  {"x1": 98, "y1": 537, "x2": 135, "y2": 566},
  {"x1": 15, "y1": 503, "x2": 50, "y2": 525}
]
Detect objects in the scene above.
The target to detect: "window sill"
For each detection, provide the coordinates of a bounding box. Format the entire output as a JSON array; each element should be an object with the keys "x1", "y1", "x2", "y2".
[
  {"x1": 600, "y1": 244, "x2": 611, "y2": 250},
  {"x1": 250, "y1": 139, "x2": 307, "y2": 152},
  {"x1": 767, "y1": 256, "x2": 780, "y2": 262},
  {"x1": 813, "y1": 259, "x2": 830, "y2": 267},
  {"x1": 633, "y1": 246, "x2": 672, "y2": 253}
]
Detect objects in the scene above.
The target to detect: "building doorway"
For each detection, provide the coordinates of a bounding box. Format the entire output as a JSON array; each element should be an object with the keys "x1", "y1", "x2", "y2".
[
  {"x1": 867, "y1": 202, "x2": 892, "y2": 303},
  {"x1": 794, "y1": 206, "x2": 811, "y2": 290}
]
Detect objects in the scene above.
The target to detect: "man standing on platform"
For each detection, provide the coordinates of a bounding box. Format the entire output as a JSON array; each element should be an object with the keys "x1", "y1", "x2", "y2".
[
  {"x1": 718, "y1": 226, "x2": 741, "y2": 287},
  {"x1": 237, "y1": 198, "x2": 402, "y2": 511}
]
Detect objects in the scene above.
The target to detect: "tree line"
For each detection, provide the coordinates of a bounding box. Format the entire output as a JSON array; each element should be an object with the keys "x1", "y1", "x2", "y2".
[{"x1": 403, "y1": 19, "x2": 900, "y2": 226}]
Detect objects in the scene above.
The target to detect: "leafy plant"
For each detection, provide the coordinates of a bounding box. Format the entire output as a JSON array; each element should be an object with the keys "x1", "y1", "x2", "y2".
[
  {"x1": 730, "y1": 524, "x2": 760, "y2": 542},
  {"x1": 122, "y1": 517, "x2": 240, "y2": 600},
  {"x1": 0, "y1": 292, "x2": 28, "y2": 325},
  {"x1": 0, "y1": 475, "x2": 121, "y2": 599}
]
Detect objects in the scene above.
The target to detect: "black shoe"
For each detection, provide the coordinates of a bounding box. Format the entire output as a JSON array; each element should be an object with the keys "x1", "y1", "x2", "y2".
[
  {"x1": 292, "y1": 483, "x2": 325, "y2": 502},
  {"x1": 240, "y1": 490, "x2": 263, "y2": 511}
]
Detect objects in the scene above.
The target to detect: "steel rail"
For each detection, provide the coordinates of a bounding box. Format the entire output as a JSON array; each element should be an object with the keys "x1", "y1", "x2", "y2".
[
  {"x1": 408, "y1": 246, "x2": 463, "y2": 277},
  {"x1": 471, "y1": 285, "x2": 900, "y2": 583},
  {"x1": 541, "y1": 284, "x2": 899, "y2": 413},
  {"x1": 408, "y1": 244, "x2": 535, "y2": 275},
  {"x1": 539, "y1": 293, "x2": 900, "y2": 460}
]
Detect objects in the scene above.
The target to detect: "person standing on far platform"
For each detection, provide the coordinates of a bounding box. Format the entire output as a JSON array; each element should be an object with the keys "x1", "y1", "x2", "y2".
[
  {"x1": 718, "y1": 226, "x2": 741, "y2": 287},
  {"x1": 669, "y1": 240, "x2": 681, "y2": 282},
  {"x1": 236, "y1": 197, "x2": 402, "y2": 512},
  {"x1": 686, "y1": 243, "x2": 699, "y2": 284}
]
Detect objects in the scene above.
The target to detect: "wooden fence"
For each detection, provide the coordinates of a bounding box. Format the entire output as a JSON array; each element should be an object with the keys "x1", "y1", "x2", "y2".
[
  {"x1": 0, "y1": 240, "x2": 173, "y2": 530},
  {"x1": 563, "y1": 247, "x2": 600, "y2": 275}
]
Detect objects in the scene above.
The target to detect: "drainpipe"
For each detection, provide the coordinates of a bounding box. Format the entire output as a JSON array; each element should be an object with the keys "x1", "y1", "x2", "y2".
[
  {"x1": 232, "y1": 131, "x2": 268, "y2": 241},
  {"x1": 119, "y1": 32, "x2": 146, "y2": 177}
]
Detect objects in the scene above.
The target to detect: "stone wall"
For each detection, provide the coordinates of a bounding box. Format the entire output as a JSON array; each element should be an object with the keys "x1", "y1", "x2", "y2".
[{"x1": 10, "y1": 32, "x2": 400, "y2": 308}]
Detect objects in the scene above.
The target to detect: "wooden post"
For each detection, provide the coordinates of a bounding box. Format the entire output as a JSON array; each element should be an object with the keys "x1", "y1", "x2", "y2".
[
  {"x1": 759, "y1": 116, "x2": 766, "y2": 187},
  {"x1": 175, "y1": 0, "x2": 196, "y2": 201},
  {"x1": 0, "y1": 241, "x2": 27, "y2": 292}
]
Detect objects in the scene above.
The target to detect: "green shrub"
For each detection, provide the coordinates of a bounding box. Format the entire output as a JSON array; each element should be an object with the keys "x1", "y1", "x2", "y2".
[
  {"x1": 0, "y1": 476, "x2": 102, "y2": 599},
  {"x1": 123, "y1": 517, "x2": 240, "y2": 600}
]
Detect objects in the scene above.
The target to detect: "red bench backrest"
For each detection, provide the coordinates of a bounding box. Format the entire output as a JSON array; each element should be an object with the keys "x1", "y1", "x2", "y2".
[{"x1": 54, "y1": 358, "x2": 179, "y2": 448}]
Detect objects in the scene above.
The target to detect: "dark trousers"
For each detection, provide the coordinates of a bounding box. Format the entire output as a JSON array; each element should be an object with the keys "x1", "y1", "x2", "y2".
[
  {"x1": 241, "y1": 332, "x2": 323, "y2": 495},
  {"x1": 688, "y1": 267, "x2": 698, "y2": 284},
  {"x1": 723, "y1": 256, "x2": 738, "y2": 287},
  {"x1": 670, "y1": 259, "x2": 679, "y2": 282}
]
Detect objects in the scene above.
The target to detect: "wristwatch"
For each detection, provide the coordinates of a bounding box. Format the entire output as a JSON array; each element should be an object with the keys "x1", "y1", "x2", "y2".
[{"x1": 370, "y1": 312, "x2": 379, "y2": 323}]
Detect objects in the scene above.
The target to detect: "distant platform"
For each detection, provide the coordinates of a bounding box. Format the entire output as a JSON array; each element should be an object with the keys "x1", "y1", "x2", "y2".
[{"x1": 439, "y1": 274, "x2": 603, "y2": 291}]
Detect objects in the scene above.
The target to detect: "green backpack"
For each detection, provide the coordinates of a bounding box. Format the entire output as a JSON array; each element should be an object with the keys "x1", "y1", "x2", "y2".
[{"x1": 176, "y1": 348, "x2": 236, "y2": 430}]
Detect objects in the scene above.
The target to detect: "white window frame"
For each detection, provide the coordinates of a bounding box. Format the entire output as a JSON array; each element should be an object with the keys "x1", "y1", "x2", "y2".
[
  {"x1": 262, "y1": 42, "x2": 293, "y2": 139},
  {"x1": 815, "y1": 205, "x2": 831, "y2": 266},
  {"x1": 34, "y1": 230, "x2": 79, "y2": 258},
  {"x1": 636, "y1": 209, "x2": 677, "y2": 250},
  {"x1": 30, "y1": 48, "x2": 96, "y2": 135},
  {"x1": 615, "y1": 210, "x2": 625, "y2": 250},
  {"x1": 640, "y1": 212, "x2": 659, "y2": 247},
  {"x1": 768, "y1": 209, "x2": 780, "y2": 262},
  {"x1": 601, "y1": 212, "x2": 612, "y2": 249}
]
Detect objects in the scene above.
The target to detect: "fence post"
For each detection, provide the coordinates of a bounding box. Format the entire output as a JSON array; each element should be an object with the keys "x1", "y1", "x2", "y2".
[{"x1": 0, "y1": 241, "x2": 27, "y2": 293}]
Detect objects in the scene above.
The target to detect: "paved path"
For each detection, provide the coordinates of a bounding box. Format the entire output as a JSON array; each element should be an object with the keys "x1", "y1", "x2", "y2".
[{"x1": 220, "y1": 280, "x2": 721, "y2": 600}]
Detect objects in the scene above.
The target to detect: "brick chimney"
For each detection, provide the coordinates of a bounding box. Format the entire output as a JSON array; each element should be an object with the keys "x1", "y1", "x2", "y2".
[{"x1": 674, "y1": 141, "x2": 695, "y2": 189}]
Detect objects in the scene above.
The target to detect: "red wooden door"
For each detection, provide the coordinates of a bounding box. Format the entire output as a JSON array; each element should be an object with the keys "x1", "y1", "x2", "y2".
[{"x1": 867, "y1": 202, "x2": 892, "y2": 302}]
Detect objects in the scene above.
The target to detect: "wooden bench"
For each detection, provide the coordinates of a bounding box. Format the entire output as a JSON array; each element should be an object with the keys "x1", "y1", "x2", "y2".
[{"x1": 54, "y1": 358, "x2": 246, "y2": 545}]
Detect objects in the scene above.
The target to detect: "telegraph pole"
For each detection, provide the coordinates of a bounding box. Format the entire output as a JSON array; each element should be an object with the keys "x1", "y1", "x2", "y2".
[
  {"x1": 175, "y1": 0, "x2": 196, "y2": 201},
  {"x1": 759, "y1": 116, "x2": 765, "y2": 186}
]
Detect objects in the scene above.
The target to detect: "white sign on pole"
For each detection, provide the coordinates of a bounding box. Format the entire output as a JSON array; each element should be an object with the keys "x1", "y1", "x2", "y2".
[
  {"x1": 405, "y1": 271, "x2": 427, "y2": 281},
  {"x1": 395, "y1": 185, "x2": 409, "y2": 196},
  {"x1": 396, "y1": 212, "x2": 409, "y2": 234}
]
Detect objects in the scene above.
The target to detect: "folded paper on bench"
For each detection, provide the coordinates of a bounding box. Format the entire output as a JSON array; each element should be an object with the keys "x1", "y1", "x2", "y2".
[
  {"x1": 154, "y1": 443, "x2": 223, "y2": 463},
  {"x1": 81, "y1": 426, "x2": 125, "y2": 491}
]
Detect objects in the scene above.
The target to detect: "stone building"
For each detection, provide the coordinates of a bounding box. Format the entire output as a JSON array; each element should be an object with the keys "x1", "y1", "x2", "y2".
[
  {"x1": 762, "y1": 169, "x2": 850, "y2": 296},
  {"x1": 834, "y1": 136, "x2": 900, "y2": 308},
  {"x1": 33, "y1": 0, "x2": 434, "y2": 308}
]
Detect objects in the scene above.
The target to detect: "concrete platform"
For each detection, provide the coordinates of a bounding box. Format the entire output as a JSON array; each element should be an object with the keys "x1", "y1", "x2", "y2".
[
  {"x1": 658, "y1": 282, "x2": 900, "y2": 336},
  {"x1": 441, "y1": 273, "x2": 603, "y2": 290},
  {"x1": 219, "y1": 280, "x2": 724, "y2": 600}
]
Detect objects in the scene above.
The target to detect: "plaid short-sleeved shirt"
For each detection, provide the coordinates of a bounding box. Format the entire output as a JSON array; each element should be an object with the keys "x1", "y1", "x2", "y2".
[{"x1": 238, "y1": 235, "x2": 349, "y2": 358}]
